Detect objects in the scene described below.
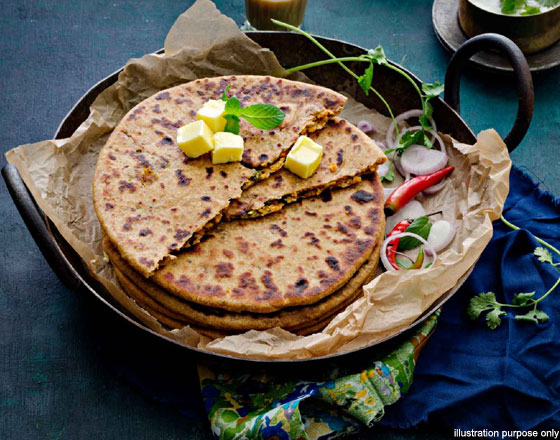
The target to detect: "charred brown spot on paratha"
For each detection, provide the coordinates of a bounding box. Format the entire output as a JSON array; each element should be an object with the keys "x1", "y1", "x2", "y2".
[
  {"x1": 215, "y1": 263, "x2": 234, "y2": 279},
  {"x1": 351, "y1": 190, "x2": 376, "y2": 204},
  {"x1": 175, "y1": 170, "x2": 191, "y2": 187}
]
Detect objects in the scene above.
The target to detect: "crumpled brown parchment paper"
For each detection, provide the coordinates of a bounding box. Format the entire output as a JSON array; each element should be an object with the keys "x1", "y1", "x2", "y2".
[{"x1": 5, "y1": 0, "x2": 511, "y2": 359}]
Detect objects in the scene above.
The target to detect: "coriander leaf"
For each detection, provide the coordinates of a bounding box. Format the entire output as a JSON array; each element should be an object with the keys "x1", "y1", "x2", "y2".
[
  {"x1": 240, "y1": 104, "x2": 285, "y2": 130},
  {"x1": 367, "y1": 45, "x2": 388, "y2": 66},
  {"x1": 534, "y1": 247, "x2": 554, "y2": 265},
  {"x1": 513, "y1": 291, "x2": 536, "y2": 307},
  {"x1": 225, "y1": 96, "x2": 242, "y2": 116},
  {"x1": 419, "y1": 115, "x2": 433, "y2": 131},
  {"x1": 502, "y1": 0, "x2": 527, "y2": 14},
  {"x1": 221, "y1": 85, "x2": 232, "y2": 101},
  {"x1": 396, "y1": 129, "x2": 423, "y2": 153},
  {"x1": 487, "y1": 308, "x2": 507, "y2": 329},
  {"x1": 424, "y1": 100, "x2": 434, "y2": 120},
  {"x1": 398, "y1": 216, "x2": 432, "y2": 250},
  {"x1": 422, "y1": 81, "x2": 445, "y2": 99},
  {"x1": 358, "y1": 62, "x2": 374, "y2": 96},
  {"x1": 468, "y1": 292, "x2": 499, "y2": 319},
  {"x1": 422, "y1": 132, "x2": 434, "y2": 149},
  {"x1": 515, "y1": 308, "x2": 549, "y2": 324},
  {"x1": 381, "y1": 161, "x2": 395, "y2": 183},
  {"x1": 224, "y1": 114, "x2": 240, "y2": 135}
]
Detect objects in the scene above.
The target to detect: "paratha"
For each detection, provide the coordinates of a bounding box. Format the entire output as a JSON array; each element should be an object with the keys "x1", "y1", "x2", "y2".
[
  {"x1": 149, "y1": 175, "x2": 384, "y2": 313},
  {"x1": 104, "y1": 219, "x2": 383, "y2": 331},
  {"x1": 93, "y1": 75, "x2": 346, "y2": 277},
  {"x1": 225, "y1": 118, "x2": 386, "y2": 220}
]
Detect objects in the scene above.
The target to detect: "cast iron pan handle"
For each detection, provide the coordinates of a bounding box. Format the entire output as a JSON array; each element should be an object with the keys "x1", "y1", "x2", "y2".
[
  {"x1": 2, "y1": 164, "x2": 82, "y2": 290},
  {"x1": 444, "y1": 33, "x2": 534, "y2": 152}
]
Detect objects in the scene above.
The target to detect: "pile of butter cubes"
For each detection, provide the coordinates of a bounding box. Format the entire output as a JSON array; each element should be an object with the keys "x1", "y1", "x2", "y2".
[{"x1": 176, "y1": 100, "x2": 323, "y2": 179}]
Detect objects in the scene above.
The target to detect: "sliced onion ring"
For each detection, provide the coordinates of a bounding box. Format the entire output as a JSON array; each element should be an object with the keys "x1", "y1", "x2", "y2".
[
  {"x1": 400, "y1": 144, "x2": 448, "y2": 176},
  {"x1": 423, "y1": 179, "x2": 447, "y2": 195},
  {"x1": 381, "y1": 232, "x2": 438, "y2": 272},
  {"x1": 377, "y1": 162, "x2": 389, "y2": 178},
  {"x1": 357, "y1": 120, "x2": 376, "y2": 134}
]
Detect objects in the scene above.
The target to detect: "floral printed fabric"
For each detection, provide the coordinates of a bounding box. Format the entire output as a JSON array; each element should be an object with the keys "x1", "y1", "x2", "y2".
[{"x1": 198, "y1": 312, "x2": 439, "y2": 440}]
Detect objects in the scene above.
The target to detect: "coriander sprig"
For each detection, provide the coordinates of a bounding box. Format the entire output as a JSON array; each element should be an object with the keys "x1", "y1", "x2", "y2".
[
  {"x1": 221, "y1": 85, "x2": 285, "y2": 135},
  {"x1": 270, "y1": 18, "x2": 444, "y2": 154},
  {"x1": 468, "y1": 216, "x2": 560, "y2": 329}
]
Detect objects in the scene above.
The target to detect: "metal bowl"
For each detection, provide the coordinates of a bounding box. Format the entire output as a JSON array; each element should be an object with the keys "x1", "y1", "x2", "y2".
[
  {"x1": 2, "y1": 31, "x2": 533, "y2": 367},
  {"x1": 459, "y1": 0, "x2": 560, "y2": 54}
]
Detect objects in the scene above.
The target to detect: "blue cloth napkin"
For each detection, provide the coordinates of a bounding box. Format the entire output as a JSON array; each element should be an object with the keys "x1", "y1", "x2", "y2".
[
  {"x1": 379, "y1": 166, "x2": 560, "y2": 430},
  {"x1": 105, "y1": 165, "x2": 559, "y2": 433}
]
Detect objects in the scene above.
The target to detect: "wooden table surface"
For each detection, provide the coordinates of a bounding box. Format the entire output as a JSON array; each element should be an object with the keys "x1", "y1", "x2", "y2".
[{"x1": 1, "y1": 1, "x2": 558, "y2": 439}]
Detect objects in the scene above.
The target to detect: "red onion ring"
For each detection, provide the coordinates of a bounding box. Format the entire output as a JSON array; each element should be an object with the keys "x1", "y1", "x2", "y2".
[
  {"x1": 357, "y1": 120, "x2": 376, "y2": 134},
  {"x1": 422, "y1": 179, "x2": 447, "y2": 195},
  {"x1": 377, "y1": 162, "x2": 389, "y2": 178},
  {"x1": 400, "y1": 144, "x2": 448, "y2": 176}
]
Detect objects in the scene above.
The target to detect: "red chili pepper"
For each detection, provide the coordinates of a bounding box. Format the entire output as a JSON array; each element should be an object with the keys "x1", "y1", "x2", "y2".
[
  {"x1": 384, "y1": 166, "x2": 455, "y2": 217},
  {"x1": 386, "y1": 219, "x2": 411, "y2": 270}
]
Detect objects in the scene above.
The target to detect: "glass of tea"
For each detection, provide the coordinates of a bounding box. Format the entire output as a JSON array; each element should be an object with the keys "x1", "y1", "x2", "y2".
[{"x1": 245, "y1": 0, "x2": 308, "y2": 31}]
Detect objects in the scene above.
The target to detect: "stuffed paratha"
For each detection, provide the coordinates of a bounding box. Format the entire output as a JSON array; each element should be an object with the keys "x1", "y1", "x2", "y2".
[
  {"x1": 149, "y1": 175, "x2": 384, "y2": 313},
  {"x1": 225, "y1": 118, "x2": 386, "y2": 220},
  {"x1": 93, "y1": 76, "x2": 346, "y2": 277}
]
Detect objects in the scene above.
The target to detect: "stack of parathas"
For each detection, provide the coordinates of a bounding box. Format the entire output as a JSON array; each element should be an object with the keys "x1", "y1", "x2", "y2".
[{"x1": 93, "y1": 75, "x2": 386, "y2": 338}]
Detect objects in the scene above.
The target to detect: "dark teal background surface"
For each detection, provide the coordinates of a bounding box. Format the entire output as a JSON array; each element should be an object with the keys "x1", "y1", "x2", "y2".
[{"x1": 1, "y1": 1, "x2": 558, "y2": 439}]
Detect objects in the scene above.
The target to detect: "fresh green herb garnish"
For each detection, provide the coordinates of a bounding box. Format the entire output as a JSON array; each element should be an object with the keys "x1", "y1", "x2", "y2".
[
  {"x1": 221, "y1": 85, "x2": 285, "y2": 135},
  {"x1": 398, "y1": 216, "x2": 432, "y2": 251},
  {"x1": 381, "y1": 161, "x2": 395, "y2": 183},
  {"x1": 468, "y1": 216, "x2": 560, "y2": 329},
  {"x1": 501, "y1": 0, "x2": 559, "y2": 15},
  {"x1": 270, "y1": 19, "x2": 444, "y2": 169}
]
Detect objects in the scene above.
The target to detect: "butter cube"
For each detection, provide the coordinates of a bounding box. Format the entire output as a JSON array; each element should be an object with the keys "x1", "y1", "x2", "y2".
[
  {"x1": 176, "y1": 120, "x2": 214, "y2": 158},
  {"x1": 212, "y1": 132, "x2": 244, "y2": 164},
  {"x1": 284, "y1": 136, "x2": 323, "y2": 179},
  {"x1": 196, "y1": 99, "x2": 227, "y2": 132}
]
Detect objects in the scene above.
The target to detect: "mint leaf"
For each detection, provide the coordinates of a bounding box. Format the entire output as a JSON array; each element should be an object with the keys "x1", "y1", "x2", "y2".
[
  {"x1": 513, "y1": 291, "x2": 536, "y2": 306},
  {"x1": 224, "y1": 114, "x2": 240, "y2": 135},
  {"x1": 422, "y1": 81, "x2": 444, "y2": 99},
  {"x1": 515, "y1": 308, "x2": 549, "y2": 324},
  {"x1": 240, "y1": 104, "x2": 285, "y2": 130},
  {"x1": 358, "y1": 62, "x2": 374, "y2": 96},
  {"x1": 534, "y1": 247, "x2": 553, "y2": 265},
  {"x1": 225, "y1": 96, "x2": 242, "y2": 116},
  {"x1": 468, "y1": 292, "x2": 499, "y2": 319},
  {"x1": 398, "y1": 216, "x2": 432, "y2": 251},
  {"x1": 221, "y1": 85, "x2": 232, "y2": 101},
  {"x1": 367, "y1": 46, "x2": 388, "y2": 66},
  {"x1": 487, "y1": 308, "x2": 507, "y2": 329}
]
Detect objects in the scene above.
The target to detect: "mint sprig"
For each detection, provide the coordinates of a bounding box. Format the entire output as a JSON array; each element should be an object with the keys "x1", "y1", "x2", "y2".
[
  {"x1": 221, "y1": 85, "x2": 285, "y2": 135},
  {"x1": 468, "y1": 217, "x2": 560, "y2": 330}
]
